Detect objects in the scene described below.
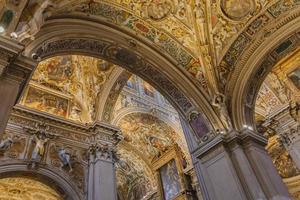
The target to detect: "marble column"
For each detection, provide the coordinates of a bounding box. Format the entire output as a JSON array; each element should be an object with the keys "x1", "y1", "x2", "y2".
[
  {"x1": 0, "y1": 36, "x2": 35, "y2": 135},
  {"x1": 181, "y1": 115, "x2": 292, "y2": 200},
  {"x1": 87, "y1": 123, "x2": 122, "y2": 200},
  {"x1": 87, "y1": 144, "x2": 118, "y2": 200}
]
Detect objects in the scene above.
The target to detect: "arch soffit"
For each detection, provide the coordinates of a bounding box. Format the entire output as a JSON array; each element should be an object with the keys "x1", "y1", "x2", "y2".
[
  {"x1": 112, "y1": 107, "x2": 183, "y2": 134},
  {"x1": 95, "y1": 67, "x2": 130, "y2": 122},
  {"x1": 0, "y1": 162, "x2": 82, "y2": 200},
  {"x1": 118, "y1": 142, "x2": 154, "y2": 176},
  {"x1": 220, "y1": 5, "x2": 300, "y2": 129},
  {"x1": 113, "y1": 110, "x2": 189, "y2": 163},
  {"x1": 23, "y1": 18, "x2": 223, "y2": 130},
  {"x1": 99, "y1": 70, "x2": 131, "y2": 123}
]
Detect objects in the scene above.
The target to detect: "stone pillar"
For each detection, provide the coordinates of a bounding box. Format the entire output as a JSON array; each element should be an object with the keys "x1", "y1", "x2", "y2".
[
  {"x1": 0, "y1": 36, "x2": 35, "y2": 135},
  {"x1": 190, "y1": 129, "x2": 291, "y2": 200},
  {"x1": 87, "y1": 144, "x2": 118, "y2": 200},
  {"x1": 87, "y1": 123, "x2": 122, "y2": 200}
]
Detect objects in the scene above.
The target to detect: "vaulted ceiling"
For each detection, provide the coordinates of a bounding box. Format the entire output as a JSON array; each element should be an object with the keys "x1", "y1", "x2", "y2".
[
  {"x1": 20, "y1": 55, "x2": 120, "y2": 123},
  {"x1": 4, "y1": 0, "x2": 296, "y2": 98}
]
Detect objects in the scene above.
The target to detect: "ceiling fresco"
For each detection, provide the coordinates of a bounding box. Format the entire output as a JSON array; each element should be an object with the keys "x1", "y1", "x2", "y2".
[
  {"x1": 9, "y1": 0, "x2": 280, "y2": 97},
  {"x1": 20, "y1": 55, "x2": 116, "y2": 123},
  {"x1": 0, "y1": 177, "x2": 63, "y2": 200},
  {"x1": 118, "y1": 113, "x2": 189, "y2": 163},
  {"x1": 116, "y1": 147, "x2": 156, "y2": 200}
]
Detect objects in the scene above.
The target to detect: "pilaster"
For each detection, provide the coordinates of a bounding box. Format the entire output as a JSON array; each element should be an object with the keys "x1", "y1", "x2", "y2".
[
  {"x1": 87, "y1": 122, "x2": 122, "y2": 200},
  {"x1": 0, "y1": 36, "x2": 36, "y2": 135},
  {"x1": 192, "y1": 130, "x2": 291, "y2": 200}
]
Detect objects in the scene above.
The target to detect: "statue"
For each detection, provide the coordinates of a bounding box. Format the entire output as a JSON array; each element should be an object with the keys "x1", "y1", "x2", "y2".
[
  {"x1": 0, "y1": 137, "x2": 13, "y2": 152},
  {"x1": 12, "y1": 0, "x2": 56, "y2": 41},
  {"x1": 58, "y1": 147, "x2": 73, "y2": 172},
  {"x1": 31, "y1": 133, "x2": 49, "y2": 161},
  {"x1": 212, "y1": 93, "x2": 233, "y2": 131}
]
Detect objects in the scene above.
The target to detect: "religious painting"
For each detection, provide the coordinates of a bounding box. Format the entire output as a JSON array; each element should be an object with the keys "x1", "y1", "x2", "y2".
[
  {"x1": 159, "y1": 159, "x2": 181, "y2": 200},
  {"x1": 32, "y1": 55, "x2": 74, "y2": 88},
  {"x1": 118, "y1": 113, "x2": 175, "y2": 159},
  {"x1": 24, "y1": 86, "x2": 68, "y2": 117},
  {"x1": 189, "y1": 113, "x2": 210, "y2": 139},
  {"x1": 288, "y1": 68, "x2": 300, "y2": 90},
  {"x1": 143, "y1": 81, "x2": 155, "y2": 97}
]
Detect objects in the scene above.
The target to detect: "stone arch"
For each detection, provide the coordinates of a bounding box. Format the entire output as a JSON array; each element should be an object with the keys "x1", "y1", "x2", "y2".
[
  {"x1": 98, "y1": 69, "x2": 131, "y2": 123},
  {"x1": 22, "y1": 18, "x2": 222, "y2": 135},
  {"x1": 0, "y1": 161, "x2": 82, "y2": 200},
  {"x1": 219, "y1": 5, "x2": 300, "y2": 130},
  {"x1": 112, "y1": 106, "x2": 182, "y2": 132}
]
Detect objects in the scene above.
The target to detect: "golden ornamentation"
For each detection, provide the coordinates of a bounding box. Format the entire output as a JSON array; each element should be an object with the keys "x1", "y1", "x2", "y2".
[
  {"x1": 0, "y1": 177, "x2": 63, "y2": 200},
  {"x1": 220, "y1": 0, "x2": 255, "y2": 20},
  {"x1": 22, "y1": 55, "x2": 115, "y2": 123}
]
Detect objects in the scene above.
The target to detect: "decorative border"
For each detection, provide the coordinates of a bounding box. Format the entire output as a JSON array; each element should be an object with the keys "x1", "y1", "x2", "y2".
[{"x1": 34, "y1": 38, "x2": 194, "y2": 114}]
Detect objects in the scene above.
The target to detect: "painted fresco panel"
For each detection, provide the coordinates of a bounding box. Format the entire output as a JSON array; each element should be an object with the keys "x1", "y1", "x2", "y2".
[{"x1": 24, "y1": 86, "x2": 68, "y2": 117}]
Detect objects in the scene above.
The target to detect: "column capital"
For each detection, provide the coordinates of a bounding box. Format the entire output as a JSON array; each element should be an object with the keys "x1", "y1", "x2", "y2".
[
  {"x1": 193, "y1": 129, "x2": 267, "y2": 158},
  {"x1": 88, "y1": 121, "x2": 123, "y2": 145},
  {"x1": 89, "y1": 143, "x2": 118, "y2": 163},
  {"x1": 0, "y1": 36, "x2": 24, "y2": 77}
]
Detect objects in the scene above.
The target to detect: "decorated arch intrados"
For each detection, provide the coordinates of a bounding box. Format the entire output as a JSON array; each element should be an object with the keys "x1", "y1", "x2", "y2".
[
  {"x1": 231, "y1": 30, "x2": 300, "y2": 130},
  {"x1": 23, "y1": 18, "x2": 222, "y2": 131},
  {"x1": 0, "y1": 163, "x2": 82, "y2": 200}
]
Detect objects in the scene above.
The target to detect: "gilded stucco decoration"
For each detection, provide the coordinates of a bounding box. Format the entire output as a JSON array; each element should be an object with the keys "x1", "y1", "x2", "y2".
[
  {"x1": 34, "y1": 0, "x2": 209, "y2": 92},
  {"x1": 220, "y1": 0, "x2": 256, "y2": 20},
  {"x1": 21, "y1": 55, "x2": 115, "y2": 123},
  {"x1": 219, "y1": 0, "x2": 300, "y2": 92},
  {"x1": 116, "y1": 147, "x2": 157, "y2": 200},
  {"x1": 265, "y1": 135, "x2": 300, "y2": 178},
  {"x1": 0, "y1": 177, "x2": 63, "y2": 200}
]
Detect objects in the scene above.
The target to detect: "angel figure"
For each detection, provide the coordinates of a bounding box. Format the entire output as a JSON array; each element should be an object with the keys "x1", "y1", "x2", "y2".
[
  {"x1": 212, "y1": 93, "x2": 233, "y2": 131},
  {"x1": 58, "y1": 147, "x2": 73, "y2": 172}
]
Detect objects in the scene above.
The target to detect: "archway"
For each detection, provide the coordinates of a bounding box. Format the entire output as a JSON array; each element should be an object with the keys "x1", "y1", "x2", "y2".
[{"x1": 0, "y1": 163, "x2": 82, "y2": 200}]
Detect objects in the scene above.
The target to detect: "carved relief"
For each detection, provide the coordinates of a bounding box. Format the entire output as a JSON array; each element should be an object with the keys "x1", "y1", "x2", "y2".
[{"x1": 220, "y1": 0, "x2": 255, "y2": 20}]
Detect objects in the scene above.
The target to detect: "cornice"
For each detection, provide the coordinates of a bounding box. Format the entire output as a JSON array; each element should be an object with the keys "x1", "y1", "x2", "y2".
[{"x1": 9, "y1": 106, "x2": 121, "y2": 146}]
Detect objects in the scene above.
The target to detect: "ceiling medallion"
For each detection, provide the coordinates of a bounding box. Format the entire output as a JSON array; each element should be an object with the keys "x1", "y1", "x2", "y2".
[
  {"x1": 146, "y1": 0, "x2": 177, "y2": 20},
  {"x1": 220, "y1": 0, "x2": 255, "y2": 21}
]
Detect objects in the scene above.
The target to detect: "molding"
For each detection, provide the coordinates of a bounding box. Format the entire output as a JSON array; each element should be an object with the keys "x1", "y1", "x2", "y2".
[
  {"x1": 0, "y1": 161, "x2": 83, "y2": 200},
  {"x1": 22, "y1": 18, "x2": 223, "y2": 131}
]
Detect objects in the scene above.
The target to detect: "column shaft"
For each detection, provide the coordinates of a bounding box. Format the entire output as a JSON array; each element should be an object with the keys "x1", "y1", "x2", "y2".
[{"x1": 87, "y1": 146, "x2": 118, "y2": 200}]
